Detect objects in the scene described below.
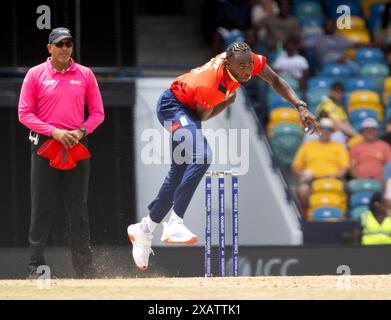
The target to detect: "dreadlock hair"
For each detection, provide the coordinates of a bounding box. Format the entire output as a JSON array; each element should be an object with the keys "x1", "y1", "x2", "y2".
[{"x1": 225, "y1": 41, "x2": 251, "y2": 59}]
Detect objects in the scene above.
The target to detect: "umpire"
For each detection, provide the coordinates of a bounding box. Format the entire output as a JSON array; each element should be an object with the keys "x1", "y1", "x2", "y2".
[{"x1": 18, "y1": 27, "x2": 105, "y2": 278}]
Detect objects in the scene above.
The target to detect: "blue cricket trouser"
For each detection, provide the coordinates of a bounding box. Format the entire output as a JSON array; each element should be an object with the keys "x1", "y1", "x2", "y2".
[{"x1": 147, "y1": 89, "x2": 212, "y2": 222}]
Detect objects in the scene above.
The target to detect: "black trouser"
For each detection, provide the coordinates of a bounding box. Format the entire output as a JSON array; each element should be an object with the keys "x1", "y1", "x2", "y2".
[{"x1": 28, "y1": 136, "x2": 93, "y2": 277}]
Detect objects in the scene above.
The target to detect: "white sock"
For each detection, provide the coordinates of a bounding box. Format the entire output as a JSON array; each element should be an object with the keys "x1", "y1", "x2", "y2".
[
  {"x1": 141, "y1": 215, "x2": 158, "y2": 233},
  {"x1": 168, "y1": 210, "x2": 183, "y2": 225}
]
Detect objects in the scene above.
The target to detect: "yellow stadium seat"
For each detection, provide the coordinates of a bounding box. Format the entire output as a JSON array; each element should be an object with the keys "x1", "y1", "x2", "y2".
[
  {"x1": 349, "y1": 90, "x2": 380, "y2": 106},
  {"x1": 336, "y1": 29, "x2": 370, "y2": 44},
  {"x1": 269, "y1": 108, "x2": 300, "y2": 125},
  {"x1": 312, "y1": 178, "x2": 344, "y2": 194},
  {"x1": 347, "y1": 135, "x2": 364, "y2": 148},
  {"x1": 350, "y1": 16, "x2": 367, "y2": 30},
  {"x1": 309, "y1": 192, "x2": 347, "y2": 213},
  {"x1": 383, "y1": 77, "x2": 391, "y2": 104},
  {"x1": 384, "y1": 77, "x2": 391, "y2": 92}
]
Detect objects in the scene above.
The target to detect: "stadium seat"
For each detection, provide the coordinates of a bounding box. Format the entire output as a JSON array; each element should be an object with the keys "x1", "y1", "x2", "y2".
[
  {"x1": 270, "y1": 124, "x2": 303, "y2": 165},
  {"x1": 348, "y1": 90, "x2": 380, "y2": 106},
  {"x1": 294, "y1": 1, "x2": 324, "y2": 18},
  {"x1": 269, "y1": 94, "x2": 292, "y2": 110},
  {"x1": 349, "y1": 108, "x2": 379, "y2": 131},
  {"x1": 311, "y1": 207, "x2": 344, "y2": 221},
  {"x1": 336, "y1": 29, "x2": 370, "y2": 45},
  {"x1": 348, "y1": 103, "x2": 383, "y2": 122},
  {"x1": 349, "y1": 205, "x2": 369, "y2": 220},
  {"x1": 349, "y1": 191, "x2": 374, "y2": 208},
  {"x1": 349, "y1": 16, "x2": 367, "y2": 30},
  {"x1": 360, "y1": 63, "x2": 389, "y2": 77},
  {"x1": 321, "y1": 63, "x2": 352, "y2": 77},
  {"x1": 349, "y1": 179, "x2": 383, "y2": 194},
  {"x1": 308, "y1": 76, "x2": 336, "y2": 90},
  {"x1": 383, "y1": 77, "x2": 391, "y2": 104},
  {"x1": 307, "y1": 88, "x2": 329, "y2": 113},
  {"x1": 385, "y1": 77, "x2": 391, "y2": 92},
  {"x1": 269, "y1": 108, "x2": 300, "y2": 125},
  {"x1": 360, "y1": 63, "x2": 389, "y2": 88},
  {"x1": 355, "y1": 48, "x2": 385, "y2": 64},
  {"x1": 346, "y1": 77, "x2": 379, "y2": 93},
  {"x1": 280, "y1": 73, "x2": 300, "y2": 92},
  {"x1": 309, "y1": 192, "x2": 346, "y2": 212},
  {"x1": 312, "y1": 178, "x2": 344, "y2": 194}
]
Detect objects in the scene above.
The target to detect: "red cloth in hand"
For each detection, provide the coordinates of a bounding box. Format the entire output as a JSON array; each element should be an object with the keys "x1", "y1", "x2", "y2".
[{"x1": 37, "y1": 138, "x2": 91, "y2": 170}]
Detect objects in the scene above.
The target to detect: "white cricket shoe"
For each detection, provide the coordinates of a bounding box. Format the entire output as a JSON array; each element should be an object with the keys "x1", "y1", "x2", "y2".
[
  {"x1": 127, "y1": 219, "x2": 154, "y2": 270},
  {"x1": 161, "y1": 221, "x2": 198, "y2": 244}
]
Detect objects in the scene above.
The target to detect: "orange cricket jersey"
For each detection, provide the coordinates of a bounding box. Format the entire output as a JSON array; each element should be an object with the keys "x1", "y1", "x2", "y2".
[{"x1": 170, "y1": 52, "x2": 266, "y2": 110}]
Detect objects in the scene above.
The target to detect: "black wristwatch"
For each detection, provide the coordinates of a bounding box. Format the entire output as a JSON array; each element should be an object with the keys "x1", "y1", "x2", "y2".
[
  {"x1": 79, "y1": 126, "x2": 87, "y2": 138},
  {"x1": 295, "y1": 100, "x2": 308, "y2": 110}
]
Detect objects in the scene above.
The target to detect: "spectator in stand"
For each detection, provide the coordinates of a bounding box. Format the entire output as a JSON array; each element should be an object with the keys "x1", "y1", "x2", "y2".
[
  {"x1": 292, "y1": 117, "x2": 350, "y2": 215},
  {"x1": 254, "y1": 0, "x2": 300, "y2": 62},
  {"x1": 303, "y1": 110, "x2": 347, "y2": 145},
  {"x1": 251, "y1": 0, "x2": 279, "y2": 52},
  {"x1": 273, "y1": 36, "x2": 310, "y2": 96},
  {"x1": 211, "y1": 0, "x2": 252, "y2": 55},
  {"x1": 350, "y1": 118, "x2": 391, "y2": 181},
  {"x1": 375, "y1": 3, "x2": 391, "y2": 52},
  {"x1": 358, "y1": 192, "x2": 391, "y2": 245},
  {"x1": 316, "y1": 81, "x2": 359, "y2": 139},
  {"x1": 305, "y1": 19, "x2": 360, "y2": 74}
]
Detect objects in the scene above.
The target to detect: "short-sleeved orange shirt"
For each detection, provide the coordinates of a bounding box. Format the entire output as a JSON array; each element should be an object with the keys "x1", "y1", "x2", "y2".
[{"x1": 170, "y1": 52, "x2": 266, "y2": 110}]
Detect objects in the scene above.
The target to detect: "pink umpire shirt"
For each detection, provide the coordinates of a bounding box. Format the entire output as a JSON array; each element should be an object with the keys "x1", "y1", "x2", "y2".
[{"x1": 18, "y1": 58, "x2": 105, "y2": 136}]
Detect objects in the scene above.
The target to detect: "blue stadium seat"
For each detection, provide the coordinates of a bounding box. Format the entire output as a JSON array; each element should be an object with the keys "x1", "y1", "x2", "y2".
[
  {"x1": 307, "y1": 87, "x2": 329, "y2": 113},
  {"x1": 308, "y1": 76, "x2": 336, "y2": 90},
  {"x1": 349, "y1": 191, "x2": 374, "y2": 208},
  {"x1": 349, "y1": 205, "x2": 369, "y2": 220},
  {"x1": 349, "y1": 108, "x2": 379, "y2": 131},
  {"x1": 345, "y1": 76, "x2": 380, "y2": 93},
  {"x1": 269, "y1": 93, "x2": 292, "y2": 110},
  {"x1": 294, "y1": 1, "x2": 324, "y2": 18},
  {"x1": 360, "y1": 63, "x2": 389, "y2": 89},
  {"x1": 360, "y1": 63, "x2": 389, "y2": 77},
  {"x1": 312, "y1": 207, "x2": 343, "y2": 221},
  {"x1": 321, "y1": 63, "x2": 352, "y2": 77},
  {"x1": 355, "y1": 48, "x2": 385, "y2": 64},
  {"x1": 271, "y1": 123, "x2": 303, "y2": 165},
  {"x1": 349, "y1": 179, "x2": 383, "y2": 194}
]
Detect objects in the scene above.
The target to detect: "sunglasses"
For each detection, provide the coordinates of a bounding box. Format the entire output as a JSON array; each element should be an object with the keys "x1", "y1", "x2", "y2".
[
  {"x1": 320, "y1": 127, "x2": 334, "y2": 132},
  {"x1": 54, "y1": 40, "x2": 73, "y2": 48}
]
